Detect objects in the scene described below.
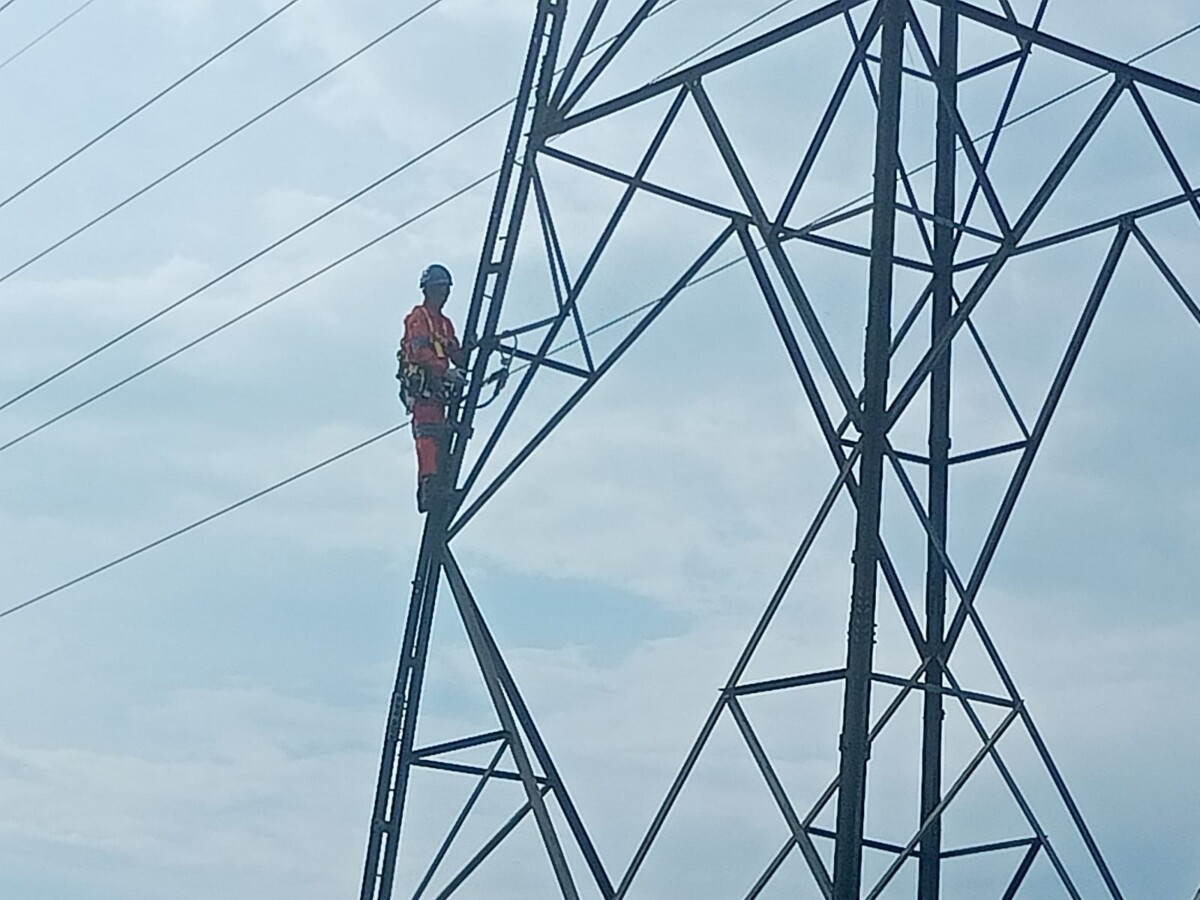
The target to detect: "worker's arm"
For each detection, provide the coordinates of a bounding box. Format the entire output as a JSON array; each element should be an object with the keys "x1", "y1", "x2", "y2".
[{"x1": 445, "y1": 321, "x2": 467, "y2": 369}]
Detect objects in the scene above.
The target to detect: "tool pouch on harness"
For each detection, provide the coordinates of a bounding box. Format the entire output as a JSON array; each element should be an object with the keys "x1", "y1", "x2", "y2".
[
  {"x1": 397, "y1": 357, "x2": 443, "y2": 413},
  {"x1": 397, "y1": 308, "x2": 465, "y2": 412}
]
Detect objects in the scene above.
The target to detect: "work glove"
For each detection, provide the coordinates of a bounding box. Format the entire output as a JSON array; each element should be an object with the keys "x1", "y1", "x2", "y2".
[{"x1": 444, "y1": 367, "x2": 468, "y2": 391}]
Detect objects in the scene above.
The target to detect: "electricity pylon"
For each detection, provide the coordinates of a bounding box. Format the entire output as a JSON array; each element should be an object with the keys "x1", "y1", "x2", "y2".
[{"x1": 359, "y1": 1, "x2": 1200, "y2": 898}]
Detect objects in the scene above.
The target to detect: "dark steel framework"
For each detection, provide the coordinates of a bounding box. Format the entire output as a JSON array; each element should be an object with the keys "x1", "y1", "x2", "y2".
[{"x1": 359, "y1": 1, "x2": 1200, "y2": 898}]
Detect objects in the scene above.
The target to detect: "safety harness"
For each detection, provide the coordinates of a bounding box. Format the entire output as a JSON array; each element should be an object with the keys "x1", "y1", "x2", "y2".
[
  {"x1": 397, "y1": 307, "x2": 454, "y2": 412},
  {"x1": 397, "y1": 307, "x2": 517, "y2": 414}
]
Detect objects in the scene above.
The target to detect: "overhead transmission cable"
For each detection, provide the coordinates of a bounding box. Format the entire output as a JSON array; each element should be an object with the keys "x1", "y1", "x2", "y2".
[
  {"x1": 653, "y1": 0, "x2": 797, "y2": 79},
  {"x1": 0, "y1": 0, "x2": 689, "y2": 415},
  {"x1": 0, "y1": 21, "x2": 502, "y2": 417},
  {"x1": 0, "y1": 0, "x2": 100, "y2": 74},
  {"x1": 997, "y1": 22, "x2": 1200, "y2": 128},
  {"x1": 0, "y1": 0, "x2": 22, "y2": 14},
  {"x1": 0, "y1": 0, "x2": 305, "y2": 213},
  {"x1": 8, "y1": 6, "x2": 1196, "y2": 618},
  {"x1": 0, "y1": 170, "x2": 499, "y2": 456},
  {"x1": 810, "y1": 18, "x2": 1200, "y2": 226},
  {"x1": 0, "y1": 425, "x2": 406, "y2": 621},
  {"x1": 0, "y1": 0, "x2": 449, "y2": 285},
  {"x1": 3, "y1": 0, "x2": 683, "y2": 287}
]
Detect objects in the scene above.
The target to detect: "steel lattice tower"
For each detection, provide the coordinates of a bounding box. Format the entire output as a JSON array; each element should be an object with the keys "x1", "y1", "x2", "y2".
[{"x1": 359, "y1": 1, "x2": 1200, "y2": 898}]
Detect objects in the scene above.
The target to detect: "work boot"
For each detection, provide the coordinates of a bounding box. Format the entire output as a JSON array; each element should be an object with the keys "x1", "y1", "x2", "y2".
[
  {"x1": 417, "y1": 475, "x2": 443, "y2": 513},
  {"x1": 417, "y1": 476, "x2": 433, "y2": 513}
]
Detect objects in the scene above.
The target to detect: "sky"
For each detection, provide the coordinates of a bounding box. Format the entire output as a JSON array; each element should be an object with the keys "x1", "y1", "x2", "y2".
[{"x1": 0, "y1": 1, "x2": 1198, "y2": 898}]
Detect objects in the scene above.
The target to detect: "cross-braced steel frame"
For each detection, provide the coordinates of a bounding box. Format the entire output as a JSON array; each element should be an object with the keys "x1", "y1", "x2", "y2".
[{"x1": 359, "y1": 1, "x2": 1200, "y2": 898}]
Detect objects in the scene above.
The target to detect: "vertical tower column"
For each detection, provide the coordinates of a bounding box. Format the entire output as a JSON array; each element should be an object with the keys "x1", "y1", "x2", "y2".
[
  {"x1": 919, "y1": 3, "x2": 958, "y2": 897},
  {"x1": 833, "y1": 1, "x2": 906, "y2": 897},
  {"x1": 359, "y1": 514, "x2": 450, "y2": 900},
  {"x1": 358, "y1": 3, "x2": 567, "y2": 900}
]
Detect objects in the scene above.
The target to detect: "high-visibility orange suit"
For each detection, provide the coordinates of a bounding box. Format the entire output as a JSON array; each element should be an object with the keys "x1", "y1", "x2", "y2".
[
  {"x1": 398, "y1": 263, "x2": 465, "y2": 511},
  {"x1": 401, "y1": 304, "x2": 461, "y2": 479}
]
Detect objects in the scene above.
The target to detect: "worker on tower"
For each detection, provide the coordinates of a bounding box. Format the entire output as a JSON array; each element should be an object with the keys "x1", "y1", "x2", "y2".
[{"x1": 397, "y1": 263, "x2": 467, "y2": 513}]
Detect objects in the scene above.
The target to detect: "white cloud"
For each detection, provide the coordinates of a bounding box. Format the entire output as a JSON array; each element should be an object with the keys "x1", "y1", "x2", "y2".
[
  {"x1": 0, "y1": 684, "x2": 376, "y2": 900},
  {"x1": 131, "y1": 0, "x2": 220, "y2": 27},
  {"x1": 2, "y1": 1, "x2": 1199, "y2": 897},
  {"x1": 454, "y1": 375, "x2": 836, "y2": 616}
]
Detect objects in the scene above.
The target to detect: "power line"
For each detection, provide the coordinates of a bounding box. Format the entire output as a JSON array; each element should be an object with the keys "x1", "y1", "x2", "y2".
[
  {"x1": 520, "y1": 251, "x2": 752, "y2": 374},
  {"x1": 655, "y1": 0, "x2": 798, "y2": 79},
  {"x1": 980, "y1": 20, "x2": 1200, "y2": 134},
  {"x1": 0, "y1": 424, "x2": 407, "y2": 621},
  {"x1": 0, "y1": 0, "x2": 100, "y2": 73},
  {"x1": 0, "y1": 0, "x2": 305, "y2": 213},
  {"x1": 0, "y1": 0, "x2": 450, "y2": 285},
  {"x1": 0, "y1": 101, "x2": 513, "y2": 416},
  {"x1": 0, "y1": 169, "x2": 500, "y2": 456},
  {"x1": 811, "y1": 18, "x2": 1200, "y2": 226},
  {"x1": 4, "y1": 0, "x2": 688, "y2": 286},
  {"x1": 0, "y1": 0, "x2": 22, "y2": 14},
  {"x1": 0, "y1": 0, "x2": 693, "y2": 413}
]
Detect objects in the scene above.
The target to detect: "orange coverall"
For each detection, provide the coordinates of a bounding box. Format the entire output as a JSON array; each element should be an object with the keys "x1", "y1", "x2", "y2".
[{"x1": 400, "y1": 304, "x2": 462, "y2": 482}]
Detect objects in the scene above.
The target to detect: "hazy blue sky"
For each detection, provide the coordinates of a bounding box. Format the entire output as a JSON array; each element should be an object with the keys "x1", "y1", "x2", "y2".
[{"x1": 0, "y1": 1, "x2": 1197, "y2": 898}]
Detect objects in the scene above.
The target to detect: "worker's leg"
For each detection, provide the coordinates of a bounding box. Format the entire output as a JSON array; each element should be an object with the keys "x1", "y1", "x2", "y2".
[
  {"x1": 411, "y1": 401, "x2": 447, "y2": 510},
  {"x1": 412, "y1": 401, "x2": 444, "y2": 478}
]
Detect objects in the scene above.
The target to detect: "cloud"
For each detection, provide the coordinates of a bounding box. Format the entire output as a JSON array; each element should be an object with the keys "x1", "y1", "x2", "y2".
[
  {"x1": 2, "y1": 1, "x2": 1199, "y2": 898},
  {"x1": 129, "y1": 0, "x2": 220, "y2": 27},
  {"x1": 0, "y1": 684, "x2": 376, "y2": 900},
  {"x1": 454, "y1": 370, "x2": 836, "y2": 617}
]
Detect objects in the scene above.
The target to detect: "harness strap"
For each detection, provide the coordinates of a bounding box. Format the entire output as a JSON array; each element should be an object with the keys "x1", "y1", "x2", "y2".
[
  {"x1": 417, "y1": 306, "x2": 449, "y2": 359},
  {"x1": 413, "y1": 422, "x2": 448, "y2": 439}
]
